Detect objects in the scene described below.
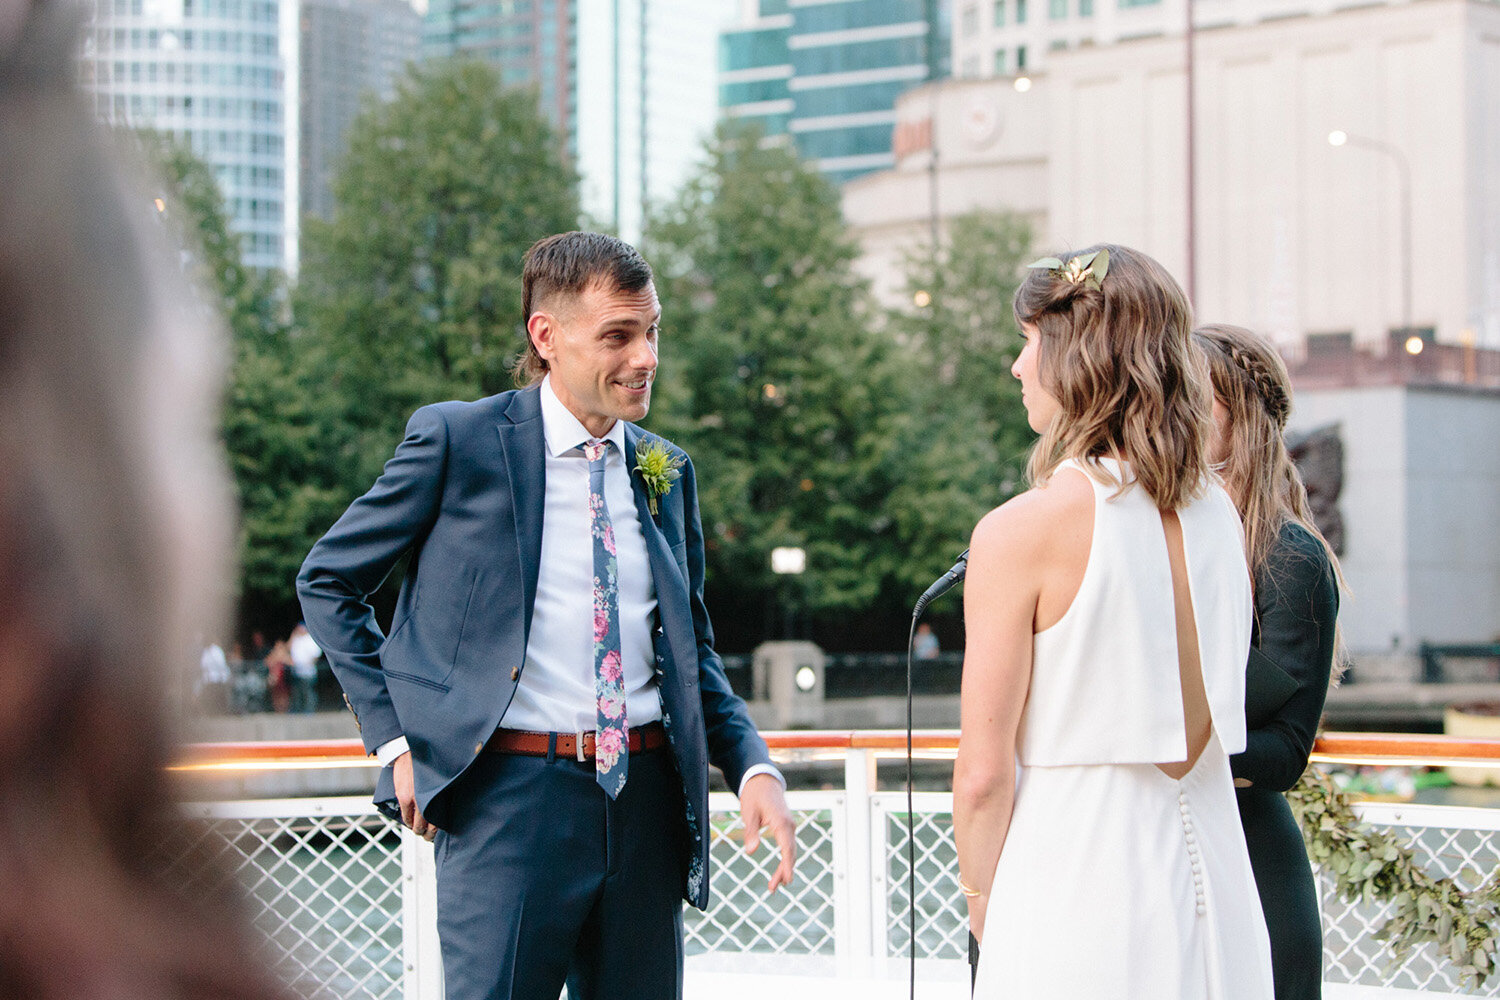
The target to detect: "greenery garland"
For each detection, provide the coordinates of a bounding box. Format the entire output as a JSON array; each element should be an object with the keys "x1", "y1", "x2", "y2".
[{"x1": 1286, "y1": 766, "x2": 1500, "y2": 986}]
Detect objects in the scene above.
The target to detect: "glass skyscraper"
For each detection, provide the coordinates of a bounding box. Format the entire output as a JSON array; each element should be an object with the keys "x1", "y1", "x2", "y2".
[
  {"x1": 721, "y1": 0, "x2": 950, "y2": 184},
  {"x1": 78, "y1": 0, "x2": 290, "y2": 271},
  {"x1": 300, "y1": 0, "x2": 420, "y2": 222}
]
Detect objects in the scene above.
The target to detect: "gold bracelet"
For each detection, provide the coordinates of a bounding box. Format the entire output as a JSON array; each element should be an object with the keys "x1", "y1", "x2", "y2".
[{"x1": 959, "y1": 878, "x2": 983, "y2": 898}]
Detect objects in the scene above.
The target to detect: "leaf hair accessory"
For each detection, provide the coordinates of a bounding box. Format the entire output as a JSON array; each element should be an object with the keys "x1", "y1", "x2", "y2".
[
  {"x1": 634, "y1": 439, "x2": 684, "y2": 516},
  {"x1": 1027, "y1": 248, "x2": 1110, "y2": 291}
]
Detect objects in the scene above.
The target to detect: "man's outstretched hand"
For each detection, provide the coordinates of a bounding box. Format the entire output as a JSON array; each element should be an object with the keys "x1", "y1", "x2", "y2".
[{"x1": 739, "y1": 772, "x2": 796, "y2": 894}]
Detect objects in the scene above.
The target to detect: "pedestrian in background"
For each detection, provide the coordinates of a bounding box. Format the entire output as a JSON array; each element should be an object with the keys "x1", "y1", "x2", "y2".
[{"x1": 288, "y1": 622, "x2": 321, "y2": 713}]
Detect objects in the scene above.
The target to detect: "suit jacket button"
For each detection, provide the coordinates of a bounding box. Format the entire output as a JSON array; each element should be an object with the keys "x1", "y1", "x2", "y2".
[{"x1": 510, "y1": 666, "x2": 520, "y2": 681}]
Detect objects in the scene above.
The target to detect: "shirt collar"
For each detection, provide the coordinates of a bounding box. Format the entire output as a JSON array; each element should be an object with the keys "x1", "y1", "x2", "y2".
[{"x1": 539, "y1": 376, "x2": 628, "y2": 459}]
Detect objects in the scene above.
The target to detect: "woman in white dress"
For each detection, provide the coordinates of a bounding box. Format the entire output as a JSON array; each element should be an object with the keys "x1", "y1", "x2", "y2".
[{"x1": 954, "y1": 245, "x2": 1275, "y2": 999}]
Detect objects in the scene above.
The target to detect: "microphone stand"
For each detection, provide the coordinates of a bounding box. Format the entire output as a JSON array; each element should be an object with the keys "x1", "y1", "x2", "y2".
[{"x1": 906, "y1": 550, "x2": 968, "y2": 999}]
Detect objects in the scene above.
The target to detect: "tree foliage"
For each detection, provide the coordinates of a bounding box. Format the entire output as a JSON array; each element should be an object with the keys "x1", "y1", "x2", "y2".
[
  {"x1": 644, "y1": 126, "x2": 999, "y2": 647},
  {"x1": 889, "y1": 209, "x2": 1035, "y2": 491},
  {"x1": 135, "y1": 132, "x2": 331, "y2": 632},
  {"x1": 296, "y1": 58, "x2": 581, "y2": 493}
]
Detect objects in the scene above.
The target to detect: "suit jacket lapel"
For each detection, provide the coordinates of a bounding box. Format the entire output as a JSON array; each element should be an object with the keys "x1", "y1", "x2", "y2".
[
  {"x1": 497, "y1": 387, "x2": 545, "y2": 639},
  {"x1": 624, "y1": 426, "x2": 697, "y2": 673}
]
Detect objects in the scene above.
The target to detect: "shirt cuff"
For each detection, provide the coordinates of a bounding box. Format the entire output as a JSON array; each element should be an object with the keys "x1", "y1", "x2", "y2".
[
  {"x1": 738, "y1": 763, "x2": 785, "y2": 796},
  {"x1": 375, "y1": 736, "x2": 410, "y2": 768}
]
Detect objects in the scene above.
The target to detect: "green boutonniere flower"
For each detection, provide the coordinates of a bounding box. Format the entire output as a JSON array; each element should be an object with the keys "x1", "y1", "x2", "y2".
[{"x1": 634, "y1": 440, "x2": 684, "y2": 516}]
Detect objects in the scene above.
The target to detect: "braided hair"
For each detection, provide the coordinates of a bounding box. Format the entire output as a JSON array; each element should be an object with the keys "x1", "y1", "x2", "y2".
[{"x1": 1192, "y1": 325, "x2": 1345, "y2": 609}]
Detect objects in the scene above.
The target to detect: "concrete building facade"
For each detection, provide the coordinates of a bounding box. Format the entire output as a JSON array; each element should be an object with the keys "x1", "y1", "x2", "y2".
[
  {"x1": 845, "y1": 0, "x2": 1500, "y2": 353},
  {"x1": 78, "y1": 0, "x2": 293, "y2": 271},
  {"x1": 845, "y1": 0, "x2": 1500, "y2": 664}
]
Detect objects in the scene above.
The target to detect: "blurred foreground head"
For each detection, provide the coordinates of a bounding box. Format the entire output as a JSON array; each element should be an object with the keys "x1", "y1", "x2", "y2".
[
  {"x1": 1013, "y1": 243, "x2": 1212, "y2": 510},
  {"x1": 0, "y1": 4, "x2": 286, "y2": 997}
]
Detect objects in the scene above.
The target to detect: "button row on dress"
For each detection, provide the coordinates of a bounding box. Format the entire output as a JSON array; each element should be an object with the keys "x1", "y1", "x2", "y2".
[{"x1": 1179, "y1": 790, "x2": 1207, "y2": 916}]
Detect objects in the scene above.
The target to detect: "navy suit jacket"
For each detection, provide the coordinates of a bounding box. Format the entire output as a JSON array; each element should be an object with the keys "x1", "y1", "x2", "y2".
[{"x1": 296, "y1": 385, "x2": 770, "y2": 908}]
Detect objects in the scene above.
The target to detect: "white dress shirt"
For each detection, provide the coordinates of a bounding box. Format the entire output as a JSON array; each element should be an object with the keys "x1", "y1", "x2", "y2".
[
  {"x1": 377, "y1": 379, "x2": 781, "y2": 794},
  {"x1": 503, "y1": 376, "x2": 662, "y2": 733}
]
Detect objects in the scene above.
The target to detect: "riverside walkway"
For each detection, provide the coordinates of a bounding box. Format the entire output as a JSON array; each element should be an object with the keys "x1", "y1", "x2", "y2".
[{"x1": 172, "y1": 731, "x2": 1500, "y2": 1000}]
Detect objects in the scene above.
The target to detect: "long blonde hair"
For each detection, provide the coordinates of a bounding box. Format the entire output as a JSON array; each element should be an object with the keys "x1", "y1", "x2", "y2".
[
  {"x1": 1191, "y1": 325, "x2": 1343, "y2": 588},
  {"x1": 1014, "y1": 244, "x2": 1212, "y2": 510}
]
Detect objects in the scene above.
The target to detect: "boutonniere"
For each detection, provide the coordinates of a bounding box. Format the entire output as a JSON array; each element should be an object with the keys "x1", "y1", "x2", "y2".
[
  {"x1": 634, "y1": 439, "x2": 684, "y2": 517},
  {"x1": 1027, "y1": 248, "x2": 1110, "y2": 290}
]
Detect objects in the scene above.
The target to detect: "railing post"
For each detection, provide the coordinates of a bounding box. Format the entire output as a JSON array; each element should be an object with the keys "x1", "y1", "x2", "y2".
[
  {"x1": 836, "y1": 747, "x2": 878, "y2": 978},
  {"x1": 401, "y1": 829, "x2": 443, "y2": 1000}
]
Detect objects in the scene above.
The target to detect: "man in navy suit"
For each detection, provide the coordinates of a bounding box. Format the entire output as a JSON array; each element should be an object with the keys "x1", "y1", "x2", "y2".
[{"x1": 297, "y1": 231, "x2": 795, "y2": 1000}]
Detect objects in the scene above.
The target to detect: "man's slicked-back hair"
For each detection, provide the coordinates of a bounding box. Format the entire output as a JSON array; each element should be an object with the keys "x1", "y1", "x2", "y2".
[{"x1": 515, "y1": 231, "x2": 653, "y2": 387}]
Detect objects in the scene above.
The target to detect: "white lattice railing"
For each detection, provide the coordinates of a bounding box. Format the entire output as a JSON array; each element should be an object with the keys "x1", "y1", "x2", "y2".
[{"x1": 174, "y1": 735, "x2": 1500, "y2": 998}]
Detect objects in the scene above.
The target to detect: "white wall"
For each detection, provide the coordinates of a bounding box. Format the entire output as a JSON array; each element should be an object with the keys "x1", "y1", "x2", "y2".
[{"x1": 1290, "y1": 385, "x2": 1500, "y2": 655}]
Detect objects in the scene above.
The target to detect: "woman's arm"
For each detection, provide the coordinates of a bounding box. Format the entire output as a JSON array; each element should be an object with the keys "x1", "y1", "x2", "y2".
[
  {"x1": 1231, "y1": 522, "x2": 1340, "y2": 791},
  {"x1": 953, "y1": 475, "x2": 1087, "y2": 943}
]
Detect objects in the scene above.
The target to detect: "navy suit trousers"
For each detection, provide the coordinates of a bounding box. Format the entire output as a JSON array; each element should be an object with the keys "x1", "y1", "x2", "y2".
[{"x1": 433, "y1": 744, "x2": 687, "y2": 1000}]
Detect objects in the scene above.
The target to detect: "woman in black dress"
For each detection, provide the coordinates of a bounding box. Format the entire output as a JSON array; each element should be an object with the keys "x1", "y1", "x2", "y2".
[{"x1": 1194, "y1": 324, "x2": 1343, "y2": 1000}]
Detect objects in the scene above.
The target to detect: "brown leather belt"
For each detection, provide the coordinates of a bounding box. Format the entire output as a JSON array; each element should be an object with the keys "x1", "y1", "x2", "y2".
[{"x1": 483, "y1": 721, "x2": 667, "y2": 761}]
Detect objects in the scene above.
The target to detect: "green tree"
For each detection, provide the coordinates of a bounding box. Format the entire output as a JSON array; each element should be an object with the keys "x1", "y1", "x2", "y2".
[
  {"x1": 892, "y1": 209, "x2": 1035, "y2": 495},
  {"x1": 296, "y1": 59, "x2": 581, "y2": 494},
  {"x1": 136, "y1": 133, "x2": 334, "y2": 632},
  {"x1": 644, "y1": 125, "x2": 991, "y2": 647}
]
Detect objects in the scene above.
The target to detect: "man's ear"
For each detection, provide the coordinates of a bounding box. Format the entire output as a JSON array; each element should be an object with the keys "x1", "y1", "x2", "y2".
[{"x1": 526, "y1": 311, "x2": 555, "y2": 362}]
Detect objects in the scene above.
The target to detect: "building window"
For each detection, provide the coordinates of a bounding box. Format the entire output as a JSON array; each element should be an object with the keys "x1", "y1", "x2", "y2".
[
  {"x1": 1118, "y1": 0, "x2": 1161, "y2": 7},
  {"x1": 1050, "y1": 0, "x2": 1067, "y2": 18},
  {"x1": 962, "y1": 55, "x2": 980, "y2": 77},
  {"x1": 1016, "y1": 44, "x2": 1028, "y2": 69},
  {"x1": 993, "y1": 48, "x2": 1006, "y2": 73},
  {"x1": 1080, "y1": 0, "x2": 1094, "y2": 14},
  {"x1": 1016, "y1": 0, "x2": 1028, "y2": 22},
  {"x1": 994, "y1": 0, "x2": 1005, "y2": 25},
  {"x1": 962, "y1": 3, "x2": 978, "y2": 34}
]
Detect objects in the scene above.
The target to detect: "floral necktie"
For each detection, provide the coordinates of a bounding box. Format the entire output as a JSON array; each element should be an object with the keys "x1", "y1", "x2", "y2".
[{"x1": 584, "y1": 439, "x2": 627, "y2": 797}]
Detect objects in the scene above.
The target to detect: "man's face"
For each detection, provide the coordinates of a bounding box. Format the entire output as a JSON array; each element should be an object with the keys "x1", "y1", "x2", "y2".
[{"x1": 529, "y1": 277, "x2": 661, "y2": 438}]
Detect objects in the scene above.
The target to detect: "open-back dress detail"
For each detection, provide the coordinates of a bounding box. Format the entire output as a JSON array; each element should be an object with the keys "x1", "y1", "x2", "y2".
[{"x1": 972, "y1": 458, "x2": 1274, "y2": 1000}]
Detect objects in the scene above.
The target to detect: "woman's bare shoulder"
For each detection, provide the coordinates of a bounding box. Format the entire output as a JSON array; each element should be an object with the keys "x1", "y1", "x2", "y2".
[{"x1": 971, "y1": 465, "x2": 1095, "y2": 560}]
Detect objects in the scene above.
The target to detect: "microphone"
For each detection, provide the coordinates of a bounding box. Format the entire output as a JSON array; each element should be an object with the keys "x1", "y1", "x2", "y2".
[{"x1": 912, "y1": 548, "x2": 969, "y2": 618}]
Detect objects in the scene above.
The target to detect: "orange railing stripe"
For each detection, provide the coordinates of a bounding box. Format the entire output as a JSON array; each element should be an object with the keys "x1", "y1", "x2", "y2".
[{"x1": 171, "y1": 730, "x2": 1500, "y2": 770}]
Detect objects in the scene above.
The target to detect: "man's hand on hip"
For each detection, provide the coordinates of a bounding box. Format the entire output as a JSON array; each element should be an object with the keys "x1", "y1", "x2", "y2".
[
  {"x1": 393, "y1": 751, "x2": 438, "y2": 841},
  {"x1": 739, "y1": 772, "x2": 796, "y2": 894}
]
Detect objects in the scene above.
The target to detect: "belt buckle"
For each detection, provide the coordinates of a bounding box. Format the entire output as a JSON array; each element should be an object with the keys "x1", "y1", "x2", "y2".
[{"x1": 576, "y1": 730, "x2": 587, "y2": 762}]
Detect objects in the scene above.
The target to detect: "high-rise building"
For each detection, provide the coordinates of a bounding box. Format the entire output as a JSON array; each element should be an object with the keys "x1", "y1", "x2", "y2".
[
  {"x1": 575, "y1": 0, "x2": 737, "y2": 240},
  {"x1": 300, "y1": 0, "x2": 420, "y2": 222},
  {"x1": 78, "y1": 0, "x2": 292, "y2": 272},
  {"x1": 719, "y1": 0, "x2": 950, "y2": 185},
  {"x1": 423, "y1": 0, "x2": 734, "y2": 241},
  {"x1": 422, "y1": 0, "x2": 574, "y2": 154}
]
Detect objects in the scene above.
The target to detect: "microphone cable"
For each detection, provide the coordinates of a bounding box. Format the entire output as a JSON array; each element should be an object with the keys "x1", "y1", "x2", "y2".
[{"x1": 906, "y1": 548, "x2": 968, "y2": 1000}]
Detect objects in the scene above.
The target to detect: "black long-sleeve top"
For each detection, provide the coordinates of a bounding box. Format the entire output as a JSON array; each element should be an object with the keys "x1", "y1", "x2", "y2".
[{"x1": 1231, "y1": 521, "x2": 1340, "y2": 791}]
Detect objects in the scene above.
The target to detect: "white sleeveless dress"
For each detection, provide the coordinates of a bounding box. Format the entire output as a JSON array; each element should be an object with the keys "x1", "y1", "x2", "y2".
[{"x1": 972, "y1": 459, "x2": 1274, "y2": 1000}]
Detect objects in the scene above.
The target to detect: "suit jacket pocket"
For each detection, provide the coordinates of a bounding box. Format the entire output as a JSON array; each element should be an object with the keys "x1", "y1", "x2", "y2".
[
  {"x1": 389, "y1": 562, "x2": 479, "y2": 688},
  {"x1": 385, "y1": 668, "x2": 451, "y2": 693}
]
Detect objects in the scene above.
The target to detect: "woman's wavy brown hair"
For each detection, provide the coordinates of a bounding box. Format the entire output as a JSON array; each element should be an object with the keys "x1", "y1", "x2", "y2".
[
  {"x1": 1014, "y1": 243, "x2": 1212, "y2": 510},
  {"x1": 1192, "y1": 324, "x2": 1347, "y2": 596}
]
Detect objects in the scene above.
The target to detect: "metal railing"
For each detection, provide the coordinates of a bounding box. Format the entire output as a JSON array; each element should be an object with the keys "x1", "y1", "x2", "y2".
[{"x1": 172, "y1": 732, "x2": 1500, "y2": 998}]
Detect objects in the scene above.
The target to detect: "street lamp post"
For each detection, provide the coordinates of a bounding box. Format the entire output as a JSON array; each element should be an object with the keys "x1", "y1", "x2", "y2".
[{"x1": 1328, "y1": 129, "x2": 1413, "y2": 340}]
